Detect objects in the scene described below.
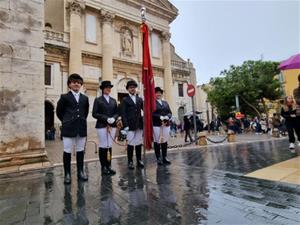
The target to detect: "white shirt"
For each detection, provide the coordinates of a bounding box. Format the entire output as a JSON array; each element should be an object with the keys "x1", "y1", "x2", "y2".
[
  {"x1": 103, "y1": 94, "x2": 110, "y2": 103},
  {"x1": 157, "y1": 99, "x2": 162, "y2": 105},
  {"x1": 71, "y1": 90, "x2": 80, "y2": 103},
  {"x1": 129, "y1": 93, "x2": 136, "y2": 104}
]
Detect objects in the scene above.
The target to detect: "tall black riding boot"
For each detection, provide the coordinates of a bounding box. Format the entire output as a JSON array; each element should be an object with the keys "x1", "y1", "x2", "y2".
[
  {"x1": 135, "y1": 145, "x2": 144, "y2": 168},
  {"x1": 107, "y1": 148, "x2": 116, "y2": 175},
  {"x1": 154, "y1": 142, "x2": 163, "y2": 165},
  {"x1": 161, "y1": 142, "x2": 171, "y2": 165},
  {"x1": 63, "y1": 152, "x2": 71, "y2": 184},
  {"x1": 76, "y1": 151, "x2": 88, "y2": 181},
  {"x1": 99, "y1": 148, "x2": 110, "y2": 175},
  {"x1": 127, "y1": 145, "x2": 134, "y2": 170}
]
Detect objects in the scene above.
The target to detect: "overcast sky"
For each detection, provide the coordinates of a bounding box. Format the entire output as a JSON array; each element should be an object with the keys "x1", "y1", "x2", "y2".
[{"x1": 169, "y1": 0, "x2": 300, "y2": 85}]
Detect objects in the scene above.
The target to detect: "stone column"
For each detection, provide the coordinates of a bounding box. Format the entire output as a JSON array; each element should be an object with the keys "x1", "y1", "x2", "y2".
[
  {"x1": 162, "y1": 31, "x2": 175, "y2": 112},
  {"x1": 100, "y1": 10, "x2": 114, "y2": 82},
  {"x1": 68, "y1": 0, "x2": 85, "y2": 75},
  {"x1": 0, "y1": 0, "x2": 47, "y2": 167}
]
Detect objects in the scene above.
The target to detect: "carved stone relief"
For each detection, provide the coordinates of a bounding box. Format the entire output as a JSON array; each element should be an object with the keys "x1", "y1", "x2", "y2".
[{"x1": 120, "y1": 27, "x2": 133, "y2": 56}]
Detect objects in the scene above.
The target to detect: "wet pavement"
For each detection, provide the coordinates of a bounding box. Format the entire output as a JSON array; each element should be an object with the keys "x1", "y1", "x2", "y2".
[
  {"x1": 0, "y1": 139, "x2": 300, "y2": 225},
  {"x1": 45, "y1": 132, "x2": 287, "y2": 165}
]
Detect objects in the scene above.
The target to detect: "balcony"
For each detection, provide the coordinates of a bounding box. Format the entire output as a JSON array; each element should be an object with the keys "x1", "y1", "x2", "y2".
[
  {"x1": 171, "y1": 60, "x2": 190, "y2": 72},
  {"x1": 44, "y1": 30, "x2": 69, "y2": 48},
  {"x1": 44, "y1": 30, "x2": 64, "y2": 41}
]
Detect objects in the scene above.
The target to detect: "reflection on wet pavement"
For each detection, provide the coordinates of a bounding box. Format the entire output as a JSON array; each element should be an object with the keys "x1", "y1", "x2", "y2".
[{"x1": 0, "y1": 139, "x2": 299, "y2": 225}]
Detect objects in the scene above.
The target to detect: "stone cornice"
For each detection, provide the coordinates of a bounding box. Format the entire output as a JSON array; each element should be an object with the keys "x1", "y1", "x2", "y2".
[
  {"x1": 117, "y1": 0, "x2": 178, "y2": 23},
  {"x1": 45, "y1": 43, "x2": 69, "y2": 56},
  {"x1": 87, "y1": 0, "x2": 177, "y2": 24}
]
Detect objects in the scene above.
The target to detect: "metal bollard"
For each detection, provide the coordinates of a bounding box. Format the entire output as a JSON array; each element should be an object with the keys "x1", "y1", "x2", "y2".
[
  {"x1": 227, "y1": 130, "x2": 236, "y2": 142},
  {"x1": 197, "y1": 131, "x2": 207, "y2": 146}
]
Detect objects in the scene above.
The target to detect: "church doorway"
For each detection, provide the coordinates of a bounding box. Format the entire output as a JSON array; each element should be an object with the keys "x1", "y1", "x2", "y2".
[
  {"x1": 118, "y1": 93, "x2": 128, "y2": 104},
  {"x1": 45, "y1": 101, "x2": 55, "y2": 140}
]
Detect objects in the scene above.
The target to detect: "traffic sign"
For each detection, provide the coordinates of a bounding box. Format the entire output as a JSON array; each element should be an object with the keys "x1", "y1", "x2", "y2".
[
  {"x1": 187, "y1": 84, "x2": 195, "y2": 97},
  {"x1": 235, "y1": 112, "x2": 245, "y2": 119}
]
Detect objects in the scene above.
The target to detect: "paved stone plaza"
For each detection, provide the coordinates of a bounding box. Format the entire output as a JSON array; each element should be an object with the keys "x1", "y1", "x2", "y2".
[
  {"x1": 0, "y1": 139, "x2": 299, "y2": 225},
  {"x1": 45, "y1": 133, "x2": 286, "y2": 165}
]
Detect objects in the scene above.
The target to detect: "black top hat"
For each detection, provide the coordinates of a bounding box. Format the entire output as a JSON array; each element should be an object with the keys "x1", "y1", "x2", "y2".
[
  {"x1": 155, "y1": 87, "x2": 164, "y2": 93},
  {"x1": 67, "y1": 73, "x2": 83, "y2": 85},
  {"x1": 100, "y1": 80, "x2": 113, "y2": 90},
  {"x1": 126, "y1": 80, "x2": 138, "y2": 89}
]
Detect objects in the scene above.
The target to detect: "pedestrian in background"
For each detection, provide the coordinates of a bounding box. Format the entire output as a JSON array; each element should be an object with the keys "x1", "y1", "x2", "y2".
[
  {"x1": 184, "y1": 115, "x2": 193, "y2": 142},
  {"x1": 227, "y1": 117, "x2": 236, "y2": 133},
  {"x1": 281, "y1": 96, "x2": 300, "y2": 152},
  {"x1": 293, "y1": 73, "x2": 300, "y2": 146}
]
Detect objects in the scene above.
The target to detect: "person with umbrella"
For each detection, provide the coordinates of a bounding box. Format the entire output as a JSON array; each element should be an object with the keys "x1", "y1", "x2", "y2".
[{"x1": 152, "y1": 87, "x2": 172, "y2": 165}]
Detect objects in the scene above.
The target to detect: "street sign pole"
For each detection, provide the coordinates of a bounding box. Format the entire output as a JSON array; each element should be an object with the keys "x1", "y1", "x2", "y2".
[
  {"x1": 191, "y1": 95, "x2": 197, "y2": 142},
  {"x1": 187, "y1": 83, "x2": 197, "y2": 142},
  {"x1": 235, "y1": 95, "x2": 240, "y2": 112}
]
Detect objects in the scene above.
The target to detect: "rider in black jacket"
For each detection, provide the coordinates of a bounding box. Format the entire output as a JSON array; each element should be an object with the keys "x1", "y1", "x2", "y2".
[
  {"x1": 152, "y1": 87, "x2": 172, "y2": 165},
  {"x1": 92, "y1": 80, "x2": 119, "y2": 176},
  {"x1": 120, "y1": 80, "x2": 144, "y2": 169},
  {"x1": 56, "y1": 73, "x2": 89, "y2": 184}
]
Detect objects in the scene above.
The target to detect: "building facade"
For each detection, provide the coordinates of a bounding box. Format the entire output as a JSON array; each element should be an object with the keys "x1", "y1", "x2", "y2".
[
  {"x1": 280, "y1": 69, "x2": 300, "y2": 96},
  {"x1": 44, "y1": 0, "x2": 197, "y2": 131},
  {"x1": 196, "y1": 84, "x2": 214, "y2": 125}
]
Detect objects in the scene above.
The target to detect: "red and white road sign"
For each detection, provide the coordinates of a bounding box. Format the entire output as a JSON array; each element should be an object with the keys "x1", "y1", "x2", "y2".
[
  {"x1": 235, "y1": 112, "x2": 245, "y2": 120},
  {"x1": 187, "y1": 84, "x2": 195, "y2": 97}
]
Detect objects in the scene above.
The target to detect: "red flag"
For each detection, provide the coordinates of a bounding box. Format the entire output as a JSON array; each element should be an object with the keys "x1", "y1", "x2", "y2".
[{"x1": 141, "y1": 23, "x2": 156, "y2": 150}]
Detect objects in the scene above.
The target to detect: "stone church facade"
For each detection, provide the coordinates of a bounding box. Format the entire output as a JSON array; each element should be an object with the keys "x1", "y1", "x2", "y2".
[{"x1": 44, "y1": 0, "x2": 197, "y2": 132}]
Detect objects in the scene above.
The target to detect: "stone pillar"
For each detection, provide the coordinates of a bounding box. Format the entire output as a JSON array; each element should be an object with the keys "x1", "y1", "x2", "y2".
[
  {"x1": 0, "y1": 0, "x2": 47, "y2": 167},
  {"x1": 68, "y1": 0, "x2": 85, "y2": 75},
  {"x1": 100, "y1": 10, "x2": 114, "y2": 82},
  {"x1": 162, "y1": 31, "x2": 175, "y2": 112}
]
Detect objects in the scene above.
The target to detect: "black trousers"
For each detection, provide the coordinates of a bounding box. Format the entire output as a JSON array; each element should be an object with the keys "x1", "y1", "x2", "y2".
[
  {"x1": 185, "y1": 129, "x2": 192, "y2": 142},
  {"x1": 286, "y1": 119, "x2": 300, "y2": 143}
]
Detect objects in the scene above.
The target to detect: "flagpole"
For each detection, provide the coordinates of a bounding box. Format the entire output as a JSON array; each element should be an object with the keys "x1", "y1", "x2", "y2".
[
  {"x1": 140, "y1": 7, "x2": 151, "y2": 205},
  {"x1": 141, "y1": 6, "x2": 147, "y2": 166}
]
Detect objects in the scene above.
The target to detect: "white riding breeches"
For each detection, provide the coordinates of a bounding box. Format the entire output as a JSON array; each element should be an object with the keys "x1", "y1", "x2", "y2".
[
  {"x1": 63, "y1": 136, "x2": 86, "y2": 153},
  {"x1": 127, "y1": 129, "x2": 143, "y2": 146},
  {"x1": 97, "y1": 127, "x2": 116, "y2": 148},
  {"x1": 153, "y1": 126, "x2": 170, "y2": 143}
]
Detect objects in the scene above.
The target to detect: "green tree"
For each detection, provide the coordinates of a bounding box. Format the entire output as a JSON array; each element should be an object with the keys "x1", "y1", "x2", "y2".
[{"x1": 206, "y1": 60, "x2": 282, "y2": 118}]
